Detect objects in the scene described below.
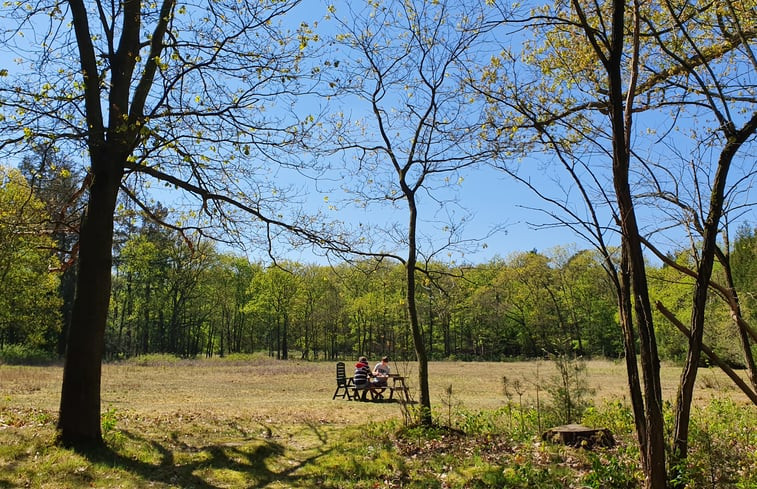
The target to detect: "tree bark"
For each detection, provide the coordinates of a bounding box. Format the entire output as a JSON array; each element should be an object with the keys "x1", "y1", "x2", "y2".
[
  {"x1": 405, "y1": 193, "x2": 432, "y2": 425},
  {"x1": 672, "y1": 114, "x2": 757, "y2": 463},
  {"x1": 616, "y1": 250, "x2": 649, "y2": 473},
  {"x1": 586, "y1": 0, "x2": 667, "y2": 483},
  {"x1": 57, "y1": 154, "x2": 123, "y2": 447},
  {"x1": 57, "y1": 0, "x2": 172, "y2": 447},
  {"x1": 615, "y1": 190, "x2": 667, "y2": 489}
]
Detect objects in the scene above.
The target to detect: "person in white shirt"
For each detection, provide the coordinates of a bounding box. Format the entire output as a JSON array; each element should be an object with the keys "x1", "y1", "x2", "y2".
[{"x1": 372, "y1": 356, "x2": 390, "y2": 387}]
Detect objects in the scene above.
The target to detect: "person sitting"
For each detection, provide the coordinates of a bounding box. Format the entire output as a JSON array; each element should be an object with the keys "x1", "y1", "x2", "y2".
[
  {"x1": 372, "y1": 356, "x2": 391, "y2": 387},
  {"x1": 353, "y1": 356, "x2": 372, "y2": 399}
]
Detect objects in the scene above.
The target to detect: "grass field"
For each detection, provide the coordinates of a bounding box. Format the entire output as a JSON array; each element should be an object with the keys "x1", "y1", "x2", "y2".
[
  {"x1": 3, "y1": 357, "x2": 748, "y2": 422},
  {"x1": 1, "y1": 356, "x2": 754, "y2": 488}
]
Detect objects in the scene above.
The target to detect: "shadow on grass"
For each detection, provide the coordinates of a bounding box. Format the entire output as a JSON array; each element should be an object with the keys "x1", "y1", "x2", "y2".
[{"x1": 76, "y1": 423, "x2": 336, "y2": 489}]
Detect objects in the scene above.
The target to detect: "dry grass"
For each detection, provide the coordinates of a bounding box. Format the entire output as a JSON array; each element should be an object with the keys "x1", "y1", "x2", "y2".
[
  {"x1": 1, "y1": 357, "x2": 749, "y2": 426},
  {"x1": 0, "y1": 357, "x2": 753, "y2": 489}
]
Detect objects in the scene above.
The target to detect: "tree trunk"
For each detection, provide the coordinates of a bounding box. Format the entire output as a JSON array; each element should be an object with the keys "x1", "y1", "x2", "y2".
[
  {"x1": 405, "y1": 193, "x2": 431, "y2": 425},
  {"x1": 57, "y1": 155, "x2": 122, "y2": 447},
  {"x1": 616, "y1": 250, "x2": 649, "y2": 469},
  {"x1": 719, "y1": 263, "x2": 757, "y2": 393},
  {"x1": 601, "y1": 0, "x2": 667, "y2": 483},
  {"x1": 56, "y1": 0, "x2": 162, "y2": 445},
  {"x1": 671, "y1": 212, "x2": 719, "y2": 466},
  {"x1": 671, "y1": 115, "x2": 757, "y2": 465}
]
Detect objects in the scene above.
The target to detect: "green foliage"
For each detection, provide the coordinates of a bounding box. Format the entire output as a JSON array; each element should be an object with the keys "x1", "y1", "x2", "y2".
[
  {"x1": 0, "y1": 344, "x2": 58, "y2": 365},
  {"x1": 546, "y1": 352, "x2": 594, "y2": 424},
  {"x1": 581, "y1": 401, "x2": 636, "y2": 439},
  {"x1": 0, "y1": 167, "x2": 62, "y2": 352},
  {"x1": 434, "y1": 401, "x2": 562, "y2": 443},
  {"x1": 105, "y1": 233, "x2": 626, "y2": 363},
  {"x1": 647, "y1": 260, "x2": 696, "y2": 361},
  {"x1": 684, "y1": 399, "x2": 757, "y2": 489},
  {"x1": 499, "y1": 462, "x2": 567, "y2": 489},
  {"x1": 583, "y1": 452, "x2": 639, "y2": 489},
  {"x1": 648, "y1": 250, "x2": 750, "y2": 366},
  {"x1": 732, "y1": 225, "x2": 757, "y2": 323},
  {"x1": 101, "y1": 407, "x2": 118, "y2": 435},
  {"x1": 109, "y1": 223, "x2": 262, "y2": 359},
  {"x1": 452, "y1": 409, "x2": 501, "y2": 435}
]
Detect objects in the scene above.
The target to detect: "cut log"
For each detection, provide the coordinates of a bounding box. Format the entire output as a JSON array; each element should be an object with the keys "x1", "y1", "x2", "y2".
[{"x1": 542, "y1": 424, "x2": 615, "y2": 448}]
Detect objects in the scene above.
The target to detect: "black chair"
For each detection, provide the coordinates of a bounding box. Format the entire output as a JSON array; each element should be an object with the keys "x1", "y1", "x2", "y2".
[{"x1": 332, "y1": 361, "x2": 354, "y2": 400}]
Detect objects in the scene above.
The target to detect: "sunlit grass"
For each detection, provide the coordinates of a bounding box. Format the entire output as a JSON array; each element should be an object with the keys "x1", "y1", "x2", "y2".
[{"x1": 0, "y1": 357, "x2": 753, "y2": 488}]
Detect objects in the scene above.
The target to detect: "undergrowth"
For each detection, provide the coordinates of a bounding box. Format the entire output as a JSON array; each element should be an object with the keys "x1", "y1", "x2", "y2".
[{"x1": 0, "y1": 344, "x2": 58, "y2": 365}]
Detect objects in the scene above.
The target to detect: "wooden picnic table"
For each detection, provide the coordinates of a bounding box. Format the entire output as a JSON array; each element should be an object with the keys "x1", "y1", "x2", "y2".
[
  {"x1": 332, "y1": 362, "x2": 411, "y2": 403},
  {"x1": 351, "y1": 374, "x2": 410, "y2": 402}
]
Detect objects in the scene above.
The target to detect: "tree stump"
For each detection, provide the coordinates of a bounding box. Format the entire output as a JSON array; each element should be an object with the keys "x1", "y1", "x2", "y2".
[{"x1": 541, "y1": 424, "x2": 615, "y2": 448}]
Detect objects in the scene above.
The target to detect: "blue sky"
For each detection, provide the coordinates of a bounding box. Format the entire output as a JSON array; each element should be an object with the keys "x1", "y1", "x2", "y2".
[
  {"x1": 267, "y1": 1, "x2": 599, "y2": 265},
  {"x1": 1, "y1": 0, "x2": 590, "y2": 267},
  {"x1": 2, "y1": 1, "x2": 752, "y2": 267},
  {"x1": 272, "y1": 155, "x2": 601, "y2": 266}
]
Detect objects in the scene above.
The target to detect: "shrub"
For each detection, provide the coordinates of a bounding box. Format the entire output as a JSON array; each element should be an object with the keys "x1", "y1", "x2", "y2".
[
  {"x1": 0, "y1": 344, "x2": 57, "y2": 365},
  {"x1": 581, "y1": 401, "x2": 636, "y2": 438},
  {"x1": 685, "y1": 399, "x2": 757, "y2": 488},
  {"x1": 546, "y1": 352, "x2": 594, "y2": 424}
]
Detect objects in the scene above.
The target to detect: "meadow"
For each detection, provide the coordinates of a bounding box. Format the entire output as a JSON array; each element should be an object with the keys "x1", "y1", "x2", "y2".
[{"x1": 1, "y1": 356, "x2": 754, "y2": 488}]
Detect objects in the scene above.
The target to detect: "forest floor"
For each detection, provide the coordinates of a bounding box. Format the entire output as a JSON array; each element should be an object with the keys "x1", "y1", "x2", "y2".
[{"x1": 0, "y1": 356, "x2": 754, "y2": 488}]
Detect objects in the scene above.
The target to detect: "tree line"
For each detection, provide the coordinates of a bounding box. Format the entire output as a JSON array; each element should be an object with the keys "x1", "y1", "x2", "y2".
[
  {"x1": 108, "y1": 221, "x2": 625, "y2": 362},
  {"x1": 3, "y1": 180, "x2": 754, "y2": 368}
]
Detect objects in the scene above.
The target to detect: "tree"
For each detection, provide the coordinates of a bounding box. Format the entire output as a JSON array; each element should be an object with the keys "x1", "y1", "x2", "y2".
[
  {"x1": 556, "y1": 248, "x2": 622, "y2": 357},
  {"x1": 647, "y1": 253, "x2": 747, "y2": 369},
  {"x1": 213, "y1": 255, "x2": 260, "y2": 355},
  {"x1": 480, "y1": 0, "x2": 669, "y2": 484},
  {"x1": 730, "y1": 226, "x2": 757, "y2": 390},
  {"x1": 312, "y1": 0, "x2": 498, "y2": 425},
  {"x1": 114, "y1": 229, "x2": 167, "y2": 356},
  {"x1": 636, "y1": 0, "x2": 757, "y2": 467},
  {"x1": 480, "y1": 0, "x2": 755, "y2": 482},
  {"x1": 19, "y1": 145, "x2": 84, "y2": 356},
  {"x1": 0, "y1": 0, "x2": 339, "y2": 447},
  {"x1": 245, "y1": 264, "x2": 302, "y2": 360},
  {"x1": 296, "y1": 264, "x2": 333, "y2": 359},
  {"x1": 732, "y1": 226, "x2": 757, "y2": 323},
  {"x1": 0, "y1": 166, "x2": 62, "y2": 350}
]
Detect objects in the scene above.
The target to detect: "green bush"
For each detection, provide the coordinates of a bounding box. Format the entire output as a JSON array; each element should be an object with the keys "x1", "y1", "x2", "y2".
[
  {"x1": 581, "y1": 401, "x2": 636, "y2": 438},
  {"x1": 0, "y1": 344, "x2": 57, "y2": 365},
  {"x1": 685, "y1": 399, "x2": 757, "y2": 488},
  {"x1": 583, "y1": 452, "x2": 638, "y2": 489}
]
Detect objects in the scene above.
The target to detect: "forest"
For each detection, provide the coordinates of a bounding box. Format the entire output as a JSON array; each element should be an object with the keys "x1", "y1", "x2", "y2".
[{"x1": 1, "y1": 160, "x2": 755, "y2": 366}]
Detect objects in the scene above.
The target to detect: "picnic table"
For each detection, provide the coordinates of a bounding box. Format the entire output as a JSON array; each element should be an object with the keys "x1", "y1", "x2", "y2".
[
  {"x1": 356, "y1": 374, "x2": 410, "y2": 402},
  {"x1": 332, "y1": 363, "x2": 410, "y2": 403}
]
